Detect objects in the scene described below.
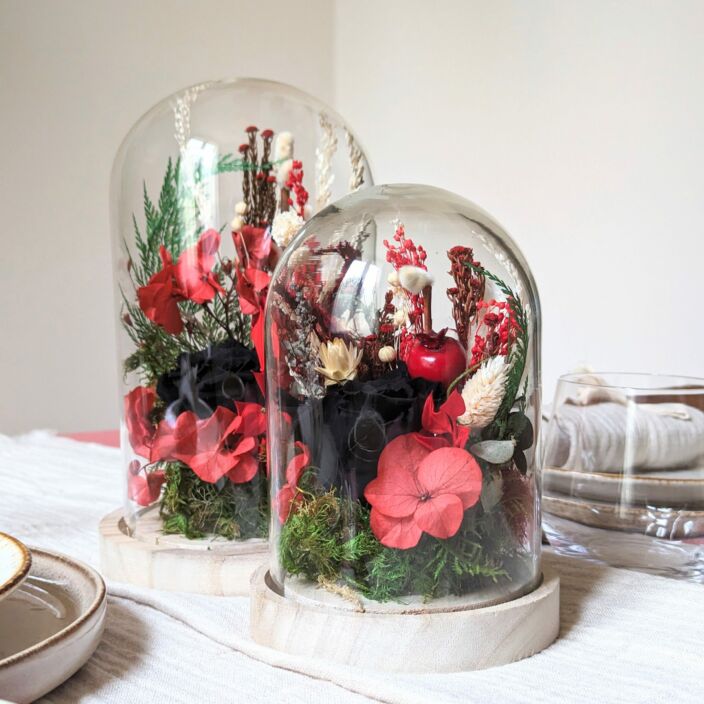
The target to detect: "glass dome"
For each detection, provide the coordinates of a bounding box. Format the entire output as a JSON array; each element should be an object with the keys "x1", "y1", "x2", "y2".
[
  {"x1": 266, "y1": 184, "x2": 542, "y2": 608},
  {"x1": 111, "y1": 78, "x2": 373, "y2": 542}
]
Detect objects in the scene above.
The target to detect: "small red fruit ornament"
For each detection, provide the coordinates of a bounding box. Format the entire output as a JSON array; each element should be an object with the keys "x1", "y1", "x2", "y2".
[{"x1": 406, "y1": 329, "x2": 467, "y2": 388}]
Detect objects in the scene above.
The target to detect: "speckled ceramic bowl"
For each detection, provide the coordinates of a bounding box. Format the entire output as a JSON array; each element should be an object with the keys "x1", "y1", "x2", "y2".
[
  {"x1": 0, "y1": 548, "x2": 106, "y2": 704},
  {"x1": 0, "y1": 533, "x2": 31, "y2": 602}
]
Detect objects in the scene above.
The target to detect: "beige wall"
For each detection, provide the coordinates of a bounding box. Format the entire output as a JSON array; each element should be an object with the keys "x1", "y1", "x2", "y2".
[
  {"x1": 0, "y1": 0, "x2": 334, "y2": 433},
  {"x1": 334, "y1": 0, "x2": 704, "y2": 401},
  {"x1": 3, "y1": 0, "x2": 704, "y2": 433}
]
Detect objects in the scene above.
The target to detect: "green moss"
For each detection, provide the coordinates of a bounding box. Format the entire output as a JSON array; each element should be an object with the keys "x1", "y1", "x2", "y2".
[
  {"x1": 160, "y1": 462, "x2": 268, "y2": 540},
  {"x1": 279, "y1": 491, "x2": 378, "y2": 582},
  {"x1": 278, "y1": 489, "x2": 520, "y2": 603}
]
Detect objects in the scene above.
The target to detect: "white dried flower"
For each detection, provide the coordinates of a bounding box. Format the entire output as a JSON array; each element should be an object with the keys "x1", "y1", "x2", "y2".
[
  {"x1": 271, "y1": 210, "x2": 304, "y2": 248},
  {"x1": 275, "y1": 131, "x2": 294, "y2": 161},
  {"x1": 393, "y1": 309, "x2": 408, "y2": 327},
  {"x1": 378, "y1": 346, "x2": 396, "y2": 363},
  {"x1": 315, "y1": 338, "x2": 363, "y2": 387},
  {"x1": 234, "y1": 201, "x2": 248, "y2": 215},
  {"x1": 230, "y1": 215, "x2": 244, "y2": 231},
  {"x1": 387, "y1": 270, "x2": 400, "y2": 287},
  {"x1": 458, "y1": 356, "x2": 509, "y2": 428},
  {"x1": 399, "y1": 265, "x2": 434, "y2": 294},
  {"x1": 276, "y1": 158, "x2": 293, "y2": 186}
]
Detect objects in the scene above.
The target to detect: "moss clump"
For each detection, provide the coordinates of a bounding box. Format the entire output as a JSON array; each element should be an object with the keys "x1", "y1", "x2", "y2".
[
  {"x1": 160, "y1": 462, "x2": 268, "y2": 540},
  {"x1": 279, "y1": 491, "x2": 378, "y2": 582}
]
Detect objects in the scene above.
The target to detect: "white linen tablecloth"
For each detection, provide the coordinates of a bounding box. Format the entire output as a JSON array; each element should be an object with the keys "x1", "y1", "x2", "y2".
[{"x1": 1, "y1": 431, "x2": 703, "y2": 703}]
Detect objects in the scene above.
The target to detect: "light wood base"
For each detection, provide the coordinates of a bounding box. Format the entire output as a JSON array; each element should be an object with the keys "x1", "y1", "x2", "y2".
[
  {"x1": 250, "y1": 566, "x2": 560, "y2": 672},
  {"x1": 98, "y1": 508, "x2": 268, "y2": 595}
]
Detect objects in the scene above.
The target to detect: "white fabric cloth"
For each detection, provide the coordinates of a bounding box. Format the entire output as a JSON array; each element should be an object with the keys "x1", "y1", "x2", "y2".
[
  {"x1": 1, "y1": 431, "x2": 704, "y2": 703},
  {"x1": 545, "y1": 402, "x2": 704, "y2": 472}
]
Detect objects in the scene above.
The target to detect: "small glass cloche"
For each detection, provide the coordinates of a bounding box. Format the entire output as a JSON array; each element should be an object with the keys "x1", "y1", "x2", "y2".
[
  {"x1": 266, "y1": 184, "x2": 541, "y2": 608},
  {"x1": 111, "y1": 78, "x2": 372, "y2": 542}
]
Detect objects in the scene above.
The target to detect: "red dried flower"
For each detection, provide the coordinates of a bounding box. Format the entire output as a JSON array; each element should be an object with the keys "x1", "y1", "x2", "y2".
[
  {"x1": 261, "y1": 129, "x2": 274, "y2": 139},
  {"x1": 275, "y1": 442, "x2": 311, "y2": 523},
  {"x1": 364, "y1": 391, "x2": 480, "y2": 549},
  {"x1": 124, "y1": 386, "x2": 156, "y2": 458},
  {"x1": 285, "y1": 160, "x2": 309, "y2": 218},
  {"x1": 127, "y1": 460, "x2": 165, "y2": 507},
  {"x1": 137, "y1": 246, "x2": 185, "y2": 334},
  {"x1": 365, "y1": 438, "x2": 481, "y2": 549},
  {"x1": 174, "y1": 229, "x2": 225, "y2": 305},
  {"x1": 245, "y1": 125, "x2": 258, "y2": 133},
  {"x1": 151, "y1": 404, "x2": 265, "y2": 484},
  {"x1": 233, "y1": 225, "x2": 271, "y2": 267},
  {"x1": 469, "y1": 299, "x2": 518, "y2": 367}
]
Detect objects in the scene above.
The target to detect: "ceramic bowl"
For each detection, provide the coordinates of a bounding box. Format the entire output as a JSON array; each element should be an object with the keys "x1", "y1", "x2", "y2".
[
  {"x1": 0, "y1": 548, "x2": 106, "y2": 704},
  {"x1": 0, "y1": 534, "x2": 31, "y2": 602}
]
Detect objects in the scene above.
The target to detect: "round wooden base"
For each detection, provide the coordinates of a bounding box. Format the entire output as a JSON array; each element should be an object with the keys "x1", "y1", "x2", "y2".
[
  {"x1": 98, "y1": 508, "x2": 268, "y2": 595},
  {"x1": 250, "y1": 566, "x2": 560, "y2": 672}
]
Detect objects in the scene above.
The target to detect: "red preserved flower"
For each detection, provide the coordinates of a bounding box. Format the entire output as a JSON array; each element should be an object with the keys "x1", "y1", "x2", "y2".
[
  {"x1": 174, "y1": 229, "x2": 225, "y2": 304},
  {"x1": 151, "y1": 403, "x2": 265, "y2": 484},
  {"x1": 137, "y1": 246, "x2": 185, "y2": 334},
  {"x1": 275, "y1": 442, "x2": 311, "y2": 523},
  {"x1": 127, "y1": 460, "x2": 165, "y2": 507},
  {"x1": 364, "y1": 390, "x2": 480, "y2": 549},
  {"x1": 124, "y1": 386, "x2": 156, "y2": 458},
  {"x1": 365, "y1": 435, "x2": 482, "y2": 549}
]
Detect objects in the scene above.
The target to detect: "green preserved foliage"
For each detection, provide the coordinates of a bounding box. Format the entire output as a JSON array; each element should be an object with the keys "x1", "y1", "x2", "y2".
[{"x1": 279, "y1": 488, "x2": 522, "y2": 603}]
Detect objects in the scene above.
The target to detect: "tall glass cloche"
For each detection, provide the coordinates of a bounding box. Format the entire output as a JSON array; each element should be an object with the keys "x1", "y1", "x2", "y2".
[
  {"x1": 111, "y1": 78, "x2": 372, "y2": 542},
  {"x1": 266, "y1": 184, "x2": 541, "y2": 608}
]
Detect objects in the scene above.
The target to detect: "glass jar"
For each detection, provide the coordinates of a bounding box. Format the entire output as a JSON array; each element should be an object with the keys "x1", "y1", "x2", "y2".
[
  {"x1": 543, "y1": 372, "x2": 704, "y2": 581},
  {"x1": 266, "y1": 184, "x2": 542, "y2": 607},
  {"x1": 111, "y1": 78, "x2": 372, "y2": 542}
]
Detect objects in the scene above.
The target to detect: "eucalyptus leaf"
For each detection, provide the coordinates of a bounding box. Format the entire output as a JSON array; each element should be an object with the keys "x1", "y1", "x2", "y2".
[
  {"x1": 470, "y1": 439, "x2": 516, "y2": 464},
  {"x1": 481, "y1": 474, "x2": 504, "y2": 512}
]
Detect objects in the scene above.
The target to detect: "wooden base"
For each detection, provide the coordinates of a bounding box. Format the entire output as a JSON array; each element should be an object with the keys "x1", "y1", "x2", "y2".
[
  {"x1": 250, "y1": 566, "x2": 560, "y2": 672},
  {"x1": 98, "y1": 508, "x2": 268, "y2": 595}
]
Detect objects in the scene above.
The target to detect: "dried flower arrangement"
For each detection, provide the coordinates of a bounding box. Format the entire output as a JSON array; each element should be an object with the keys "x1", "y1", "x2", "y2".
[
  {"x1": 270, "y1": 223, "x2": 535, "y2": 602},
  {"x1": 120, "y1": 126, "x2": 313, "y2": 539}
]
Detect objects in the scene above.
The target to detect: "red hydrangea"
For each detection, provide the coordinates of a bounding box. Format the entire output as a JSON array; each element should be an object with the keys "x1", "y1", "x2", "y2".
[
  {"x1": 127, "y1": 460, "x2": 165, "y2": 507},
  {"x1": 137, "y1": 229, "x2": 225, "y2": 334},
  {"x1": 150, "y1": 403, "x2": 266, "y2": 484},
  {"x1": 232, "y1": 226, "x2": 271, "y2": 268},
  {"x1": 364, "y1": 392, "x2": 481, "y2": 549},
  {"x1": 124, "y1": 386, "x2": 156, "y2": 459},
  {"x1": 137, "y1": 246, "x2": 185, "y2": 334},
  {"x1": 174, "y1": 229, "x2": 225, "y2": 304},
  {"x1": 275, "y1": 442, "x2": 310, "y2": 523}
]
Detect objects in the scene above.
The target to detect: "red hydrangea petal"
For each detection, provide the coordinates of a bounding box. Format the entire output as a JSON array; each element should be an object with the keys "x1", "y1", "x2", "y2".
[
  {"x1": 377, "y1": 433, "x2": 429, "y2": 477},
  {"x1": 417, "y1": 447, "x2": 482, "y2": 511},
  {"x1": 276, "y1": 484, "x2": 303, "y2": 524},
  {"x1": 235, "y1": 402, "x2": 267, "y2": 436},
  {"x1": 227, "y1": 452, "x2": 259, "y2": 484},
  {"x1": 421, "y1": 390, "x2": 466, "y2": 437},
  {"x1": 124, "y1": 387, "x2": 155, "y2": 458},
  {"x1": 128, "y1": 469, "x2": 165, "y2": 507},
  {"x1": 369, "y1": 509, "x2": 423, "y2": 550},
  {"x1": 137, "y1": 277, "x2": 184, "y2": 334},
  {"x1": 414, "y1": 493, "x2": 464, "y2": 539},
  {"x1": 285, "y1": 441, "x2": 310, "y2": 486}
]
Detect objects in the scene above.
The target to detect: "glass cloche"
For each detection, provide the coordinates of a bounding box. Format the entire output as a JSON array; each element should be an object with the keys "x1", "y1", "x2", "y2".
[
  {"x1": 267, "y1": 184, "x2": 542, "y2": 607},
  {"x1": 111, "y1": 78, "x2": 372, "y2": 542}
]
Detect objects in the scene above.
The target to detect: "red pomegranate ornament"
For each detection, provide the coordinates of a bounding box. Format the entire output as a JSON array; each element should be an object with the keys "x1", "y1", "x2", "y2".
[{"x1": 406, "y1": 329, "x2": 467, "y2": 388}]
